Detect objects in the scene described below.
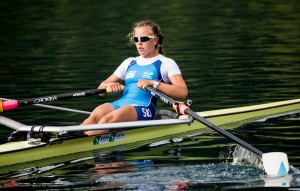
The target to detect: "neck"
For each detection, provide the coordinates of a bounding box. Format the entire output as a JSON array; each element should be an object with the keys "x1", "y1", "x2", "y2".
[{"x1": 142, "y1": 51, "x2": 159, "y2": 58}]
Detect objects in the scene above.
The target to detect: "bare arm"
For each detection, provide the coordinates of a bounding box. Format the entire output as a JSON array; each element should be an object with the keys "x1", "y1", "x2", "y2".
[{"x1": 137, "y1": 74, "x2": 188, "y2": 100}]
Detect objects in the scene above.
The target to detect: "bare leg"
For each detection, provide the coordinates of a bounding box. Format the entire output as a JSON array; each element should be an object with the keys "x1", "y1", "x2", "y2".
[
  {"x1": 85, "y1": 105, "x2": 137, "y2": 136},
  {"x1": 98, "y1": 105, "x2": 137, "y2": 123},
  {"x1": 82, "y1": 103, "x2": 115, "y2": 125}
]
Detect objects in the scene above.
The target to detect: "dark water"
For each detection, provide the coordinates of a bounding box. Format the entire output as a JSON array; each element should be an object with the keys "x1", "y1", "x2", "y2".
[{"x1": 0, "y1": 0, "x2": 300, "y2": 190}]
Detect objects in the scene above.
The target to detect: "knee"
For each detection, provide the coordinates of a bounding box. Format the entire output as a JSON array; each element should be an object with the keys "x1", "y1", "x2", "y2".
[
  {"x1": 82, "y1": 115, "x2": 97, "y2": 125},
  {"x1": 98, "y1": 114, "x2": 114, "y2": 124}
]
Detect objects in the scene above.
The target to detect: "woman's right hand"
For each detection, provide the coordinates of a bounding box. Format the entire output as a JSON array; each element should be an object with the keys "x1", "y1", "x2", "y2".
[
  {"x1": 98, "y1": 74, "x2": 124, "y2": 96},
  {"x1": 98, "y1": 82, "x2": 123, "y2": 96}
]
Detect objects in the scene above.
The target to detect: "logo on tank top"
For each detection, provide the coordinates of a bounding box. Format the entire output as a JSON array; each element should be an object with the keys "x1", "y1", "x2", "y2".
[
  {"x1": 125, "y1": 71, "x2": 136, "y2": 79},
  {"x1": 142, "y1": 71, "x2": 154, "y2": 79}
]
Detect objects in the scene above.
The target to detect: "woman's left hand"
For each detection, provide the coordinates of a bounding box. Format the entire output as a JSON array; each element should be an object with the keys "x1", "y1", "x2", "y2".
[{"x1": 137, "y1": 79, "x2": 154, "y2": 89}]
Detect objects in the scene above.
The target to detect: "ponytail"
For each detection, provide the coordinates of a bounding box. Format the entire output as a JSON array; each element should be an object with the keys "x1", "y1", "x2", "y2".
[{"x1": 158, "y1": 44, "x2": 165, "y2": 55}]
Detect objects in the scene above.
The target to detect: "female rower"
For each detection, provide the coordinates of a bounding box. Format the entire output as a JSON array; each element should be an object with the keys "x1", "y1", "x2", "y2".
[{"x1": 83, "y1": 20, "x2": 188, "y2": 135}]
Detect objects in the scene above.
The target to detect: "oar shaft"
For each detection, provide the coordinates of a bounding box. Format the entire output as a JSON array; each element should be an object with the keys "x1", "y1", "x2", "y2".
[
  {"x1": 185, "y1": 109, "x2": 263, "y2": 156},
  {"x1": 17, "y1": 89, "x2": 106, "y2": 106},
  {"x1": 0, "y1": 97, "x2": 91, "y2": 114},
  {"x1": 1, "y1": 87, "x2": 120, "y2": 112},
  {"x1": 144, "y1": 86, "x2": 263, "y2": 157}
]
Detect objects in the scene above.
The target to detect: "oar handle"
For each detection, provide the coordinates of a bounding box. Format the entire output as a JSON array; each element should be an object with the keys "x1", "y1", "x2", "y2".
[
  {"x1": 0, "y1": 86, "x2": 124, "y2": 112},
  {"x1": 143, "y1": 85, "x2": 263, "y2": 157}
]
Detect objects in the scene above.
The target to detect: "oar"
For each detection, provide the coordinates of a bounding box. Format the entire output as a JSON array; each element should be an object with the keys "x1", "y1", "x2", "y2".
[
  {"x1": 0, "y1": 98, "x2": 91, "y2": 115},
  {"x1": 143, "y1": 86, "x2": 289, "y2": 177},
  {"x1": 0, "y1": 86, "x2": 124, "y2": 112}
]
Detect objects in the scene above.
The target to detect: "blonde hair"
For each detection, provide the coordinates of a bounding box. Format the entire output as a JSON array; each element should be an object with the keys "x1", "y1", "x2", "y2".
[{"x1": 128, "y1": 20, "x2": 165, "y2": 55}]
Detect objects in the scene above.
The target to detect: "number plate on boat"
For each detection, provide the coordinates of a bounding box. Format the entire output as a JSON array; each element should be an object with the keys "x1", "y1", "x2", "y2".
[{"x1": 93, "y1": 131, "x2": 126, "y2": 145}]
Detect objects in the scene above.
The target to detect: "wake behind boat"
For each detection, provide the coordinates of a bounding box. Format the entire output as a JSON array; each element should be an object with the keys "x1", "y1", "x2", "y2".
[{"x1": 0, "y1": 98, "x2": 299, "y2": 173}]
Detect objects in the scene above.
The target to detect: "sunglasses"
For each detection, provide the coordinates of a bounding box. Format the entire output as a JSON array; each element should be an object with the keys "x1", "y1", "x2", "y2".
[{"x1": 133, "y1": 36, "x2": 156, "y2": 43}]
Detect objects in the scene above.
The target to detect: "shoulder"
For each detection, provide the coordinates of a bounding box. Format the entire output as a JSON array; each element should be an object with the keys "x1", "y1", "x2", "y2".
[
  {"x1": 159, "y1": 55, "x2": 182, "y2": 77},
  {"x1": 158, "y1": 55, "x2": 179, "y2": 69},
  {"x1": 118, "y1": 57, "x2": 137, "y2": 68},
  {"x1": 122, "y1": 57, "x2": 136, "y2": 64},
  {"x1": 114, "y1": 57, "x2": 137, "y2": 80},
  {"x1": 157, "y1": 54, "x2": 176, "y2": 64}
]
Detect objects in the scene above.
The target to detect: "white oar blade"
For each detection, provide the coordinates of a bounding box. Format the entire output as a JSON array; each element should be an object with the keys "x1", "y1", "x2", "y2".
[{"x1": 262, "y1": 152, "x2": 289, "y2": 176}]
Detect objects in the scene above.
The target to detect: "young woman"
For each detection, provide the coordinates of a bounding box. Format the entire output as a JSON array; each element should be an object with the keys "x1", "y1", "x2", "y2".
[{"x1": 83, "y1": 20, "x2": 188, "y2": 135}]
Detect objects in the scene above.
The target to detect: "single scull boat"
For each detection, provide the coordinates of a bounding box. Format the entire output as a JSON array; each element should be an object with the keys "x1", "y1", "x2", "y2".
[
  {"x1": 0, "y1": 87, "x2": 299, "y2": 176},
  {"x1": 0, "y1": 97, "x2": 299, "y2": 174}
]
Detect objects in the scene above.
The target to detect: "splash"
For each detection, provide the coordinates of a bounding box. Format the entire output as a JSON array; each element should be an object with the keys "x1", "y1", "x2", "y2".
[{"x1": 232, "y1": 145, "x2": 263, "y2": 169}]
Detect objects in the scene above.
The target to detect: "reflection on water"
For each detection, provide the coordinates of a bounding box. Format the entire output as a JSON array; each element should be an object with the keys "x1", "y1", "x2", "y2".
[
  {"x1": 1, "y1": 146, "x2": 299, "y2": 190},
  {"x1": 0, "y1": 0, "x2": 300, "y2": 190}
]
